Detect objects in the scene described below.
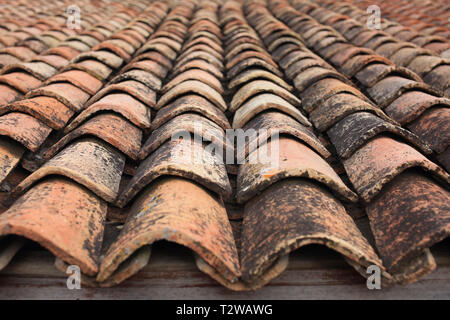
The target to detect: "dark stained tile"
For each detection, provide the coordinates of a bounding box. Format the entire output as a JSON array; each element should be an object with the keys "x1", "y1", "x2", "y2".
[{"x1": 98, "y1": 177, "x2": 240, "y2": 285}]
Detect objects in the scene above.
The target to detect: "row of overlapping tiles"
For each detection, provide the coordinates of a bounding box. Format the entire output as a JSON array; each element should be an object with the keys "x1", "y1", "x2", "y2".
[
  {"x1": 312, "y1": 0, "x2": 450, "y2": 94},
  {"x1": 0, "y1": 0, "x2": 448, "y2": 290},
  {"x1": 332, "y1": 0, "x2": 450, "y2": 43}
]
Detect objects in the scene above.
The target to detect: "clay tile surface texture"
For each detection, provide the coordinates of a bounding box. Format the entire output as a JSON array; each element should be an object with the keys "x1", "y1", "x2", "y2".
[{"x1": 0, "y1": 0, "x2": 449, "y2": 296}]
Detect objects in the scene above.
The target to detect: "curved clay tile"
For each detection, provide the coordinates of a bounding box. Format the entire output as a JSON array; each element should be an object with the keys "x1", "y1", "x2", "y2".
[
  {"x1": 300, "y1": 78, "x2": 373, "y2": 113},
  {"x1": 45, "y1": 113, "x2": 142, "y2": 161},
  {"x1": 153, "y1": 31, "x2": 184, "y2": 45},
  {"x1": 328, "y1": 112, "x2": 433, "y2": 159},
  {"x1": 65, "y1": 59, "x2": 113, "y2": 81},
  {"x1": 278, "y1": 50, "x2": 320, "y2": 70},
  {"x1": 264, "y1": 29, "x2": 305, "y2": 48},
  {"x1": 285, "y1": 56, "x2": 332, "y2": 80},
  {"x1": 423, "y1": 65, "x2": 450, "y2": 96},
  {"x1": 384, "y1": 91, "x2": 450, "y2": 125},
  {"x1": 110, "y1": 69, "x2": 162, "y2": 91},
  {"x1": 25, "y1": 82, "x2": 90, "y2": 112},
  {"x1": 155, "y1": 80, "x2": 227, "y2": 111},
  {"x1": 0, "y1": 112, "x2": 51, "y2": 152},
  {"x1": 228, "y1": 68, "x2": 293, "y2": 91},
  {"x1": 355, "y1": 64, "x2": 423, "y2": 88},
  {"x1": 376, "y1": 42, "x2": 416, "y2": 60},
  {"x1": 0, "y1": 72, "x2": 42, "y2": 94},
  {"x1": 3, "y1": 97, "x2": 74, "y2": 130},
  {"x1": 31, "y1": 55, "x2": 69, "y2": 70},
  {"x1": 0, "y1": 138, "x2": 25, "y2": 184},
  {"x1": 143, "y1": 37, "x2": 182, "y2": 52},
  {"x1": 407, "y1": 107, "x2": 450, "y2": 153},
  {"x1": 0, "y1": 177, "x2": 107, "y2": 275},
  {"x1": 64, "y1": 93, "x2": 151, "y2": 132},
  {"x1": 259, "y1": 22, "x2": 287, "y2": 39},
  {"x1": 191, "y1": 14, "x2": 219, "y2": 26},
  {"x1": 121, "y1": 28, "x2": 147, "y2": 44},
  {"x1": 267, "y1": 36, "x2": 305, "y2": 53},
  {"x1": 293, "y1": 66, "x2": 351, "y2": 92},
  {"x1": 363, "y1": 36, "x2": 397, "y2": 52},
  {"x1": 113, "y1": 32, "x2": 145, "y2": 49},
  {"x1": 226, "y1": 34, "x2": 261, "y2": 49},
  {"x1": 366, "y1": 171, "x2": 450, "y2": 276},
  {"x1": 236, "y1": 137, "x2": 358, "y2": 204},
  {"x1": 0, "y1": 47, "x2": 35, "y2": 61},
  {"x1": 12, "y1": 138, "x2": 125, "y2": 203},
  {"x1": 91, "y1": 41, "x2": 133, "y2": 61},
  {"x1": 389, "y1": 47, "x2": 432, "y2": 68},
  {"x1": 310, "y1": 32, "x2": 343, "y2": 50},
  {"x1": 272, "y1": 42, "x2": 304, "y2": 62},
  {"x1": 151, "y1": 95, "x2": 230, "y2": 131},
  {"x1": 367, "y1": 76, "x2": 442, "y2": 108},
  {"x1": 135, "y1": 42, "x2": 177, "y2": 60},
  {"x1": 227, "y1": 57, "x2": 284, "y2": 79},
  {"x1": 131, "y1": 51, "x2": 172, "y2": 71},
  {"x1": 226, "y1": 51, "x2": 278, "y2": 71},
  {"x1": 339, "y1": 54, "x2": 394, "y2": 78},
  {"x1": 94, "y1": 39, "x2": 135, "y2": 56},
  {"x1": 240, "y1": 111, "x2": 330, "y2": 160},
  {"x1": 140, "y1": 113, "x2": 230, "y2": 160},
  {"x1": 174, "y1": 51, "x2": 223, "y2": 71},
  {"x1": 352, "y1": 30, "x2": 392, "y2": 48},
  {"x1": 319, "y1": 41, "x2": 354, "y2": 60},
  {"x1": 407, "y1": 55, "x2": 448, "y2": 77},
  {"x1": 225, "y1": 28, "x2": 258, "y2": 43},
  {"x1": 187, "y1": 31, "x2": 222, "y2": 47},
  {"x1": 302, "y1": 25, "x2": 337, "y2": 42},
  {"x1": 224, "y1": 43, "x2": 267, "y2": 62},
  {"x1": 190, "y1": 20, "x2": 222, "y2": 39},
  {"x1": 159, "y1": 26, "x2": 185, "y2": 41},
  {"x1": 184, "y1": 36, "x2": 223, "y2": 54},
  {"x1": 70, "y1": 51, "x2": 124, "y2": 69},
  {"x1": 97, "y1": 177, "x2": 240, "y2": 286},
  {"x1": 232, "y1": 93, "x2": 310, "y2": 128},
  {"x1": 171, "y1": 59, "x2": 223, "y2": 80},
  {"x1": 161, "y1": 69, "x2": 223, "y2": 95},
  {"x1": 45, "y1": 70, "x2": 103, "y2": 95},
  {"x1": 239, "y1": 178, "x2": 383, "y2": 285},
  {"x1": 343, "y1": 136, "x2": 450, "y2": 203},
  {"x1": 120, "y1": 60, "x2": 168, "y2": 79},
  {"x1": 116, "y1": 139, "x2": 232, "y2": 207},
  {"x1": 1, "y1": 62, "x2": 57, "y2": 81},
  {"x1": 230, "y1": 80, "x2": 301, "y2": 112},
  {"x1": 88, "y1": 80, "x2": 156, "y2": 109},
  {"x1": 178, "y1": 43, "x2": 223, "y2": 62},
  {"x1": 314, "y1": 36, "x2": 346, "y2": 53},
  {"x1": 303, "y1": 29, "x2": 335, "y2": 47},
  {"x1": 66, "y1": 34, "x2": 99, "y2": 47}
]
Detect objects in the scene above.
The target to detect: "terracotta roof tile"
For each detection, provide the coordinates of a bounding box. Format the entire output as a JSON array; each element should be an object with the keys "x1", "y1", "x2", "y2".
[
  {"x1": 45, "y1": 113, "x2": 142, "y2": 161},
  {"x1": 0, "y1": 0, "x2": 448, "y2": 293},
  {"x1": 139, "y1": 113, "x2": 230, "y2": 160},
  {"x1": 0, "y1": 177, "x2": 107, "y2": 275},
  {"x1": 239, "y1": 178, "x2": 382, "y2": 286},
  {"x1": 98, "y1": 176, "x2": 240, "y2": 285},
  {"x1": 257, "y1": 0, "x2": 450, "y2": 285},
  {"x1": 342, "y1": 136, "x2": 449, "y2": 203},
  {"x1": 3, "y1": 97, "x2": 73, "y2": 130},
  {"x1": 366, "y1": 171, "x2": 450, "y2": 276},
  {"x1": 151, "y1": 95, "x2": 230, "y2": 131}
]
